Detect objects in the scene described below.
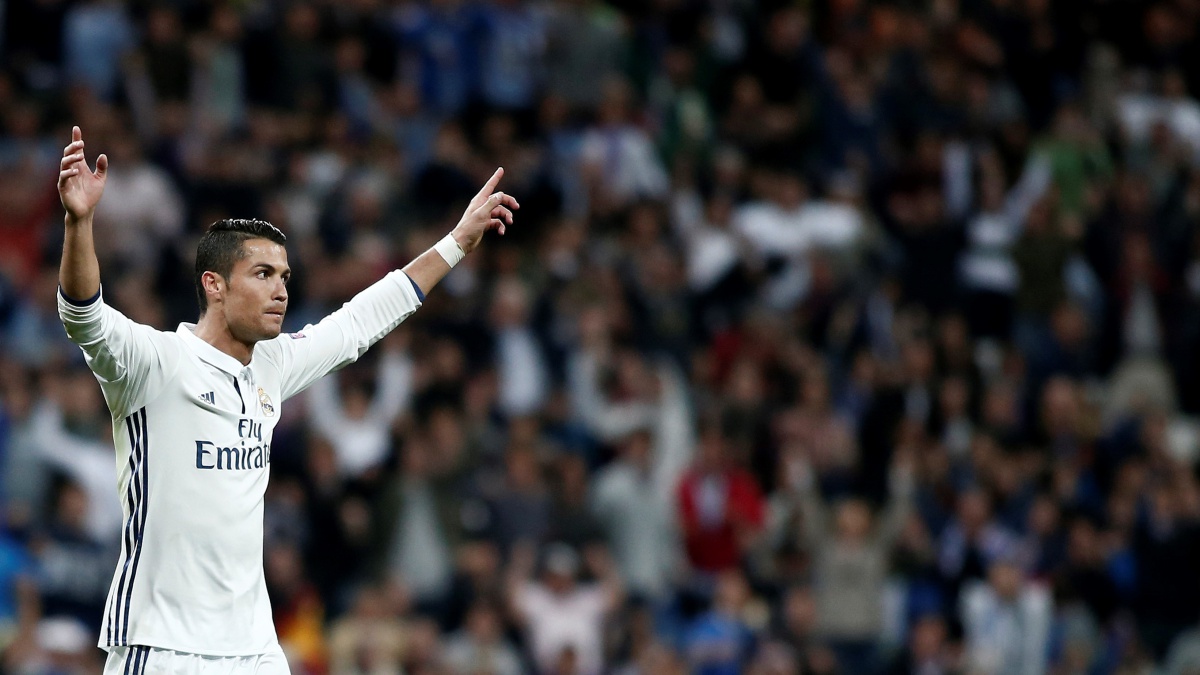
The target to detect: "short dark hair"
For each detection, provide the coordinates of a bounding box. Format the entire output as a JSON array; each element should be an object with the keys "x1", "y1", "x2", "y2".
[{"x1": 194, "y1": 219, "x2": 287, "y2": 313}]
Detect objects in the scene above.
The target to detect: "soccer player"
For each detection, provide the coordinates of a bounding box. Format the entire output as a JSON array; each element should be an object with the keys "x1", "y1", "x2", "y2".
[{"x1": 55, "y1": 126, "x2": 518, "y2": 674}]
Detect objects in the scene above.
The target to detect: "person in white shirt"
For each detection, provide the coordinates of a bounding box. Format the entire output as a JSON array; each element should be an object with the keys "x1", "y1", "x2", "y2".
[
  {"x1": 579, "y1": 77, "x2": 670, "y2": 214},
  {"x1": 54, "y1": 126, "x2": 519, "y2": 675},
  {"x1": 960, "y1": 557, "x2": 1053, "y2": 675},
  {"x1": 488, "y1": 276, "x2": 550, "y2": 418},
  {"x1": 590, "y1": 430, "x2": 681, "y2": 601},
  {"x1": 88, "y1": 132, "x2": 185, "y2": 267},
  {"x1": 28, "y1": 394, "x2": 123, "y2": 542},
  {"x1": 566, "y1": 309, "x2": 695, "y2": 502},
  {"x1": 306, "y1": 339, "x2": 413, "y2": 479},
  {"x1": 508, "y1": 543, "x2": 623, "y2": 675}
]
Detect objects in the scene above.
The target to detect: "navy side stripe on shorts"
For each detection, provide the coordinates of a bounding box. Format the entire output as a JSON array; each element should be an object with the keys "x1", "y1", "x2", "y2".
[{"x1": 121, "y1": 645, "x2": 149, "y2": 675}]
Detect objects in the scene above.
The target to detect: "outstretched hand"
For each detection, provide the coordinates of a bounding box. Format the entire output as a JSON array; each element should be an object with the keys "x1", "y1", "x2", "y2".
[
  {"x1": 450, "y1": 167, "x2": 520, "y2": 254},
  {"x1": 58, "y1": 126, "x2": 108, "y2": 223}
]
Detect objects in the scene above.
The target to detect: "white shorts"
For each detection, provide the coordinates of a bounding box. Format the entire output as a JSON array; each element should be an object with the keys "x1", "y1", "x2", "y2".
[{"x1": 103, "y1": 645, "x2": 290, "y2": 675}]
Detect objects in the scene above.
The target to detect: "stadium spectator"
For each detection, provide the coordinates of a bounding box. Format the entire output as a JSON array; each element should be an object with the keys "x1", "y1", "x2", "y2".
[
  {"x1": 307, "y1": 337, "x2": 414, "y2": 479},
  {"x1": 591, "y1": 429, "x2": 680, "y2": 602},
  {"x1": 508, "y1": 542, "x2": 623, "y2": 675},
  {"x1": 778, "y1": 451, "x2": 916, "y2": 673},
  {"x1": 677, "y1": 422, "x2": 765, "y2": 577},
  {"x1": 441, "y1": 598, "x2": 523, "y2": 675},
  {"x1": 960, "y1": 555, "x2": 1054, "y2": 675},
  {"x1": 681, "y1": 570, "x2": 756, "y2": 675}
]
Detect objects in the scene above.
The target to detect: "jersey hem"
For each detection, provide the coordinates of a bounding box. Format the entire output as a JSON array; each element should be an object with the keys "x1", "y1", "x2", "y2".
[{"x1": 99, "y1": 637, "x2": 281, "y2": 657}]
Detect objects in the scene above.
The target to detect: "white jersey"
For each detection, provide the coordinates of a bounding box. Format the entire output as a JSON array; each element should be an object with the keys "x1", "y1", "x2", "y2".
[{"x1": 58, "y1": 271, "x2": 423, "y2": 656}]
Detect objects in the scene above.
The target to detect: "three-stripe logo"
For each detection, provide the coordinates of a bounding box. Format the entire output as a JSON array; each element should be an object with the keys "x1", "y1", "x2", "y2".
[
  {"x1": 106, "y1": 408, "x2": 149, "y2": 647},
  {"x1": 120, "y1": 645, "x2": 150, "y2": 675}
]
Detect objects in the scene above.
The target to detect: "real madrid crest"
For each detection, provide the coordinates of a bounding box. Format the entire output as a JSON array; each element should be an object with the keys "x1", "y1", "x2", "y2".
[{"x1": 258, "y1": 387, "x2": 275, "y2": 417}]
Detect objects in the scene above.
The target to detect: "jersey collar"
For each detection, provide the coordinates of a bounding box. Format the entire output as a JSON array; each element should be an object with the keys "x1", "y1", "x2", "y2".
[{"x1": 178, "y1": 324, "x2": 252, "y2": 376}]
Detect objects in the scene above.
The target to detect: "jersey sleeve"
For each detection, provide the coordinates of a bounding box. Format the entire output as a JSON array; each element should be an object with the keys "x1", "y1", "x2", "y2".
[
  {"x1": 262, "y1": 270, "x2": 423, "y2": 401},
  {"x1": 57, "y1": 288, "x2": 181, "y2": 420}
]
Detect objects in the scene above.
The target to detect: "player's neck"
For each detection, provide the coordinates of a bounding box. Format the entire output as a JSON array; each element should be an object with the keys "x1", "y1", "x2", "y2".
[{"x1": 193, "y1": 312, "x2": 255, "y2": 365}]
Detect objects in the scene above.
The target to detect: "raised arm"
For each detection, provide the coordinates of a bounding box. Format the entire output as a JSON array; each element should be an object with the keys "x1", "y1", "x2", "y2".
[
  {"x1": 368, "y1": 346, "x2": 414, "y2": 423},
  {"x1": 269, "y1": 169, "x2": 519, "y2": 401},
  {"x1": 782, "y1": 455, "x2": 832, "y2": 549},
  {"x1": 565, "y1": 321, "x2": 657, "y2": 442},
  {"x1": 56, "y1": 127, "x2": 179, "y2": 418},
  {"x1": 504, "y1": 540, "x2": 539, "y2": 625},
  {"x1": 875, "y1": 457, "x2": 917, "y2": 547},
  {"x1": 402, "y1": 167, "x2": 519, "y2": 295},
  {"x1": 58, "y1": 126, "x2": 107, "y2": 301},
  {"x1": 305, "y1": 369, "x2": 348, "y2": 438},
  {"x1": 583, "y1": 544, "x2": 625, "y2": 613}
]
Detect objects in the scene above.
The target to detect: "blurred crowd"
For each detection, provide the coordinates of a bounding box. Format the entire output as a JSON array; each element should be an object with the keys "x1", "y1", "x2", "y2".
[{"x1": 2, "y1": 0, "x2": 1200, "y2": 673}]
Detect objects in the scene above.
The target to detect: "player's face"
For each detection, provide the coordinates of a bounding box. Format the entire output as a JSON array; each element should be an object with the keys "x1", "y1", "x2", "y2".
[{"x1": 224, "y1": 239, "x2": 290, "y2": 344}]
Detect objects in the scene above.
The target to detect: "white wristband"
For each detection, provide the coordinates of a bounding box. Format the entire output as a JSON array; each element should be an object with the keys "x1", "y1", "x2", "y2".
[{"x1": 434, "y1": 233, "x2": 466, "y2": 268}]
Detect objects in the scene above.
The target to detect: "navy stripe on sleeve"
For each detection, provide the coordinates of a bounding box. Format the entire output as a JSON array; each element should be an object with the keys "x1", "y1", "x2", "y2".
[
  {"x1": 58, "y1": 286, "x2": 102, "y2": 307},
  {"x1": 404, "y1": 273, "x2": 425, "y2": 302}
]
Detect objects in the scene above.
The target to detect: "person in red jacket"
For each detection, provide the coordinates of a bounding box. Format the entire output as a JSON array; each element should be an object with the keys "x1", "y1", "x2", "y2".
[{"x1": 678, "y1": 421, "x2": 766, "y2": 574}]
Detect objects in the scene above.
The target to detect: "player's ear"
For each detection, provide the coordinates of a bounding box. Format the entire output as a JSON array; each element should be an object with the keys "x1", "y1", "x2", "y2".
[{"x1": 201, "y1": 271, "x2": 225, "y2": 305}]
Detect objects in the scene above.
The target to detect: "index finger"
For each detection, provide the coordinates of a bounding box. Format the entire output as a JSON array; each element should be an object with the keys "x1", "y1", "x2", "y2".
[
  {"x1": 73, "y1": 126, "x2": 82, "y2": 144},
  {"x1": 472, "y1": 167, "x2": 504, "y2": 205}
]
